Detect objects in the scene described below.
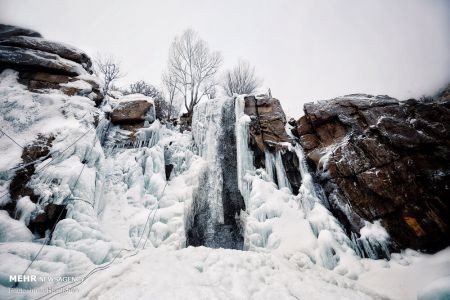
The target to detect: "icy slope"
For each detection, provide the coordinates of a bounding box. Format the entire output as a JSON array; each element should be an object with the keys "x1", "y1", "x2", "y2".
[{"x1": 73, "y1": 247, "x2": 382, "y2": 300}]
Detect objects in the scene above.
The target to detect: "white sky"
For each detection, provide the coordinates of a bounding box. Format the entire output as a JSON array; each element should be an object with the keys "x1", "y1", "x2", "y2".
[{"x1": 1, "y1": 0, "x2": 449, "y2": 117}]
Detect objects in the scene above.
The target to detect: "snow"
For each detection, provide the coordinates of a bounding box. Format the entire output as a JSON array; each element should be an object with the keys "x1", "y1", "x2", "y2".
[
  {"x1": 72, "y1": 247, "x2": 382, "y2": 300},
  {"x1": 0, "y1": 68, "x2": 118, "y2": 280},
  {"x1": 1, "y1": 72, "x2": 449, "y2": 300},
  {"x1": 60, "y1": 79, "x2": 93, "y2": 93},
  {"x1": 15, "y1": 196, "x2": 36, "y2": 224},
  {"x1": 108, "y1": 93, "x2": 154, "y2": 111},
  {"x1": 0, "y1": 211, "x2": 33, "y2": 242},
  {"x1": 418, "y1": 276, "x2": 450, "y2": 300},
  {"x1": 359, "y1": 247, "x2": 450, "y2": 300}
]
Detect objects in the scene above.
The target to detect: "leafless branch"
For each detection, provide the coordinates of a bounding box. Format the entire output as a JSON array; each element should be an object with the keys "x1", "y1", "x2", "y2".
[
  {"x1": 93, "y1": 53, "x2": 124, "y2": 95},
  {"x1": 222, "y1": 60, "x2": 262, "y2": 97},
  {"x1": 166, "y1": 29, "x2": 222, "y2": 116}
]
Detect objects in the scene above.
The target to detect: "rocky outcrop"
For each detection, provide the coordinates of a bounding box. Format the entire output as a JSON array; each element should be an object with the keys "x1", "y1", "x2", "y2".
[
  {"x1": 1, "y1": 134, "x2": 61, "y2": 238},
  {"x1": 110, "y1": 97, "x2": 154, "y2": 125},
  {"x1": 0, "y1": 45, "x2": 87, "y2": 76},
  {"x1": 0, "y1": 24, "x2": 42, "y2": 39},
  {"x1": 0, "y1": 35, "x2": 93, "y2": 72},
  {"x1": 296, "y1": 94, "x2": 450, "y2": 253},
  {"x1": 0, "y1": 25, "x2": 103, "y2": 237},
  {"x1": 108, "y1": 94, "x2": 156, "y2": 144},
  {"x1": 0, "y1": 24, "x2": 103, "y2": 105},
  {"x1": 244, "y1": 95, "x2": 302, "y2": 194},
  {"x1": 244, "y1": 95, "x2": 291, "y2": 153},
  {"x1": 28, "y1": 203, "x2": 67, "y2": 238}
]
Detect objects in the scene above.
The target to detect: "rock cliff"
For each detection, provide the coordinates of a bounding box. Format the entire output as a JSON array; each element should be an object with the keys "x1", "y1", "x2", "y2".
[{"x1": 294, "y1": 91, "x2": 450, "y2": 253}]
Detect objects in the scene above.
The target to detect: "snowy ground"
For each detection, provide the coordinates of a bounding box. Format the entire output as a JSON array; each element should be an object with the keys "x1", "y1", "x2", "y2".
[
  {"x1": 72, "y1": 247, "x2": 383, "y2": 300},
  {"x1": 0, "y1": 70, "x2": 449, "y2": 300}
]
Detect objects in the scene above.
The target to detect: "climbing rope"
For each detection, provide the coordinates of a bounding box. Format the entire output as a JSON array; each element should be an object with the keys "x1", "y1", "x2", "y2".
[
  {"x1": 11, "y1": 119, "x2": 101, "y2": 289},
  {"x1": 0, "y1": 115, "x2": 104, "y2": 200},
  {"x1": 0, "y1": 128, "x2": 37, "y2": 163},
  {"x1": 0, "y1": 128, "x2": 26, "y2": 149},
  {"x1": 4, "y1": 111, "x2": 167, "y2": 298},
  {"x1": 36, "y1": 181, "x2": 169, "y2": 300}
]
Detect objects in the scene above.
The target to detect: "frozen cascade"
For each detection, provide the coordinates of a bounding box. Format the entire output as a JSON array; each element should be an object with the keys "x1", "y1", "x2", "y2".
[
  {"x1": 99, "y1": 120, "x2": 200, "y2": 251},
  {"x1": 295, "y1": 146, "x2": 391, "y2": 259},
  {"x1": 103, "y1": 120, "x2": 161, "y2": 153},
  {"x1": 264, "y1": 149, "x2": 292, "y2": 191},
  {"x1": 0, "y1": 68, "x2": 205, "y2": 294},
  {"x1": 293, "y1": 145, "x2": 326, "y2": 213},
  {"x1": 235, "y1": 95, "x2": 255, "y2": 206},
  {"x1": 235, "y1": 95, "x2": 390, "y2": 275},
  {"x1": 189, "y1": 97, "x2": 245, "y2": 249}
]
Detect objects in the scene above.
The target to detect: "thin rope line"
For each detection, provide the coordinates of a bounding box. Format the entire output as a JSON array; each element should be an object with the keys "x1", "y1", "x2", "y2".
[{"x1": 12, "y1": 123, "x2": 100, "y2": 289}]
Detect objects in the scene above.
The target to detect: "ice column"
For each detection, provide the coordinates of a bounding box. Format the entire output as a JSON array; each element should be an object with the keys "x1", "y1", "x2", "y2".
[{"x1": 234, "y1": 96, "x2": 255, "y2": 206}]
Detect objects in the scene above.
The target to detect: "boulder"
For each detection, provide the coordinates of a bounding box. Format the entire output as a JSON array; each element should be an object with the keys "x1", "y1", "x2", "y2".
[
  {"x1": 297, "y1": 93, "x2": 450, "y2": 253},
  {"x1": 110, "y1": 96, "x2": 155, "y2": 125}
]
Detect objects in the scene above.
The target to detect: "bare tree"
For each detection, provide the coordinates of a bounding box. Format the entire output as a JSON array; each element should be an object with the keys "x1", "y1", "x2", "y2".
[
  {"x1": 162, "y1": 72, "x2": 179, "y2": 120},
  {"x1": 93, "y1": 53, "x2": 124, "y2": 95},
  {"x1": 167, "y1": 29, "x2": 222, "y2": 117},
  {"x1": 222, "y1": 60, "x2": 262, "y2": 96}
]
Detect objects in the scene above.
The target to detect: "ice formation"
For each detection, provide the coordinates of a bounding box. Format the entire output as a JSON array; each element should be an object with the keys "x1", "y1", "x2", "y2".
[
  {"x1": 189, "y1": 97, "x2": 245, "y2": 249},
  {"x1": 0, "y1": 71, "x2": 448, "y2": 300}
]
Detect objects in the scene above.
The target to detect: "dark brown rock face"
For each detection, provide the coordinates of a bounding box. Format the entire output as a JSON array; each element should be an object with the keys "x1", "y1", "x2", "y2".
[
  {"x1": 110, "y1": 99, "x2": 154, "y2": 125},
  {"x1": 1, "y1": 135, "x2": 54, "y2": 225},
  {"x1": 244, "y1": 95, "x2": 291, "y2": 152},
  {"x1": 244, "y1": 95, "x2": 302, "y2": 194},
  {"x1": 28, "y1": 203, "x2": 67, "y2": 237},
  {"x1": 297, "y1": 94, "x2": 450, "y2": 252}
]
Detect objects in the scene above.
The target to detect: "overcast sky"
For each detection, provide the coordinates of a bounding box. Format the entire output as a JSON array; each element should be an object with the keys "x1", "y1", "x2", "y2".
[{"x1": 1, "y1": 0, "x2": 449, "y2": 117}]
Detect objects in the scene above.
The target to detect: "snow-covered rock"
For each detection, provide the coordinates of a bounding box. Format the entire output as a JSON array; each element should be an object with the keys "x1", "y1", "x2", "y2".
[
  {"x1": 110, "y1": 94, "x2": 155, "y2": 125},
  {"x1": 0, "y1": 35, "x2": 93, "y2": 73},
  {"x1": 295, "y1": 94, "x2": 450, "y2": 254}
]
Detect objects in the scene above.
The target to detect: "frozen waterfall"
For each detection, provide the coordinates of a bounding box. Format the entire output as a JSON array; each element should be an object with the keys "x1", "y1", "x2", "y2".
[{"x1": 189, "y1": 97, "x2": 245, "y2": 249}]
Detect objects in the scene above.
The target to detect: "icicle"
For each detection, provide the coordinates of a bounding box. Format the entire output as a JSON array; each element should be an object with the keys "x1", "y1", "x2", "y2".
[
  {"x1": 264, "y1": 149, "x2": 275, "y2": 182},
  {"x1": 234, "y1": 96, "x2": 255, "y2": 206},
  {"x1": 274, "y1": 151, "x2": 291, "y2": 191}
]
